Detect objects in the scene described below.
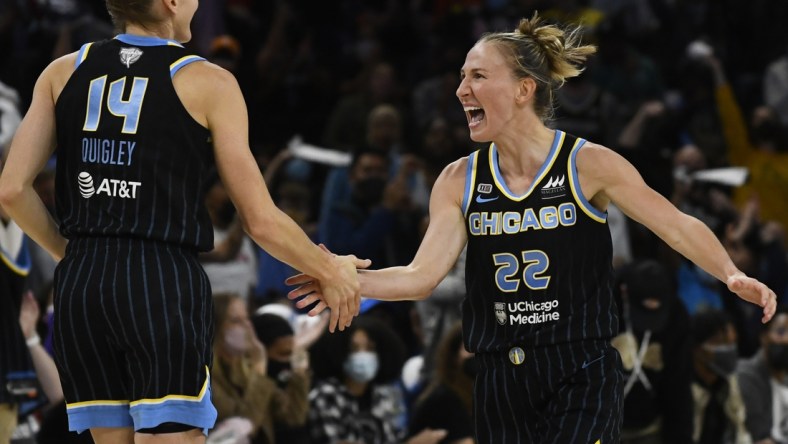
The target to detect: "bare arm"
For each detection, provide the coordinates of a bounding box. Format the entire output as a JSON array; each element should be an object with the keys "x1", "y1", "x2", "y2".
[
  {"x1": 577, "y1": 142, "x2": 777, "y2": 322},
  {"x1": 288, "y1": 158, "x2": 468, "y2": 307},
  {"x1": 181, "y1": 62, "x2": 368, "y2": 331},
  {"x1": 0, "y1": 55, "x2": 73, "y2": 261}
]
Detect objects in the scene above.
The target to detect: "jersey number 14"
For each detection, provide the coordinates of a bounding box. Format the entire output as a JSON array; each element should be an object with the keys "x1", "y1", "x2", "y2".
[{"x1": 83, "y1": 75, "x2": 149, "y2": 135}]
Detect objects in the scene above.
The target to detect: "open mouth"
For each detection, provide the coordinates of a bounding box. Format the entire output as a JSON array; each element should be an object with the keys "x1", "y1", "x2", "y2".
[{"x1": 464, "y1": 106, "x2": 485, "y2": 127}]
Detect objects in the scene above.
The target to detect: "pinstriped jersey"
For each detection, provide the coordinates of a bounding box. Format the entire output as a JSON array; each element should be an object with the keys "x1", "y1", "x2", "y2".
[
  {"x1": 54, "y1": 34, "x2": 214, "y2": 251},
  {"x1": 461, "y1": 130, "x2": 617, "y2": 353}
]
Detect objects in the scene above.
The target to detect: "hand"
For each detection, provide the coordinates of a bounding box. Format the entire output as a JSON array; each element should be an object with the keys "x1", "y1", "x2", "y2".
[
  {"x1": 247, "y1": 322, "x2": 267, "y2": 371},
  {"x1": 727, "y1": 274, "x2": 777, "y2": 323},
  {"x1": 302, "y1": 245, "x2": 370, "y2": 333},
  {"x1": 406, "y1": 428, "x2": 449, "y2": 444},
  {"x1": 18, "y1": 291, "x2": 40, "y2": 339}
]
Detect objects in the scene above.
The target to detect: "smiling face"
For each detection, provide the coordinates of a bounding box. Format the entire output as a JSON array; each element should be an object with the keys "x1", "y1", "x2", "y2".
[{"x1": 456, "y1": 41, "x2": 524, "y2": 142}]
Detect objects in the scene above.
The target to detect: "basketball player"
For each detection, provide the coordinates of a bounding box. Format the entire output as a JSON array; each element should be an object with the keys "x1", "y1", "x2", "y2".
[
  {"x1": 287, "y1": 13, "x2": 778, "y2": 443},
  {"x1": 0, "y1": 0, "x2": 368, "y2": 442}
]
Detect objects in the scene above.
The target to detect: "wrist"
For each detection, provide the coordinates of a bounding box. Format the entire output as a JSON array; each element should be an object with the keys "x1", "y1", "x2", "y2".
[{"x1": 26, "y1": 334, "x2": 41, "y2": 348}]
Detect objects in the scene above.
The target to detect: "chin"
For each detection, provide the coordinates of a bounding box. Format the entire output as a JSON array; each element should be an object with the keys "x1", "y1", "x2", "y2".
[{"x1": 468, "y1": 129, "x2": 491, "y2": 143}]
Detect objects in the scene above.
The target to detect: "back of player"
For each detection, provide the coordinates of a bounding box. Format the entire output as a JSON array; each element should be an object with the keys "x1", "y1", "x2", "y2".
[
  {"x1": 461, "y1": 130, "x2": 623, "y2": 443},
  {"x1": 52, "y1": 35, "x2": 217, "y2": 434}
]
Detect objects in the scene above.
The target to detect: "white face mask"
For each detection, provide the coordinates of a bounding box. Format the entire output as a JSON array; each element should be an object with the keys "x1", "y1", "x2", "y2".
[
  {"x1": 343, "y1": 351, "x2": 379, "y2": 383},
  {"x1": 223, "y1": 325, "x2": 247, "y2": 355}
]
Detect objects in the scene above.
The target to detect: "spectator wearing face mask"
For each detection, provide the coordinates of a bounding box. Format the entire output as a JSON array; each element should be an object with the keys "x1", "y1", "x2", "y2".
[
  {"x1": 319, "y1": 147, "x2": 423, "y2": 271},
  {"x1": 211, "y1": 293, "x2": 310, "y2": 444},
  {"x1": 307, "y1": 315, "x2": 408, "y2": 444},
  {"x1": 251, "y1": 312, "x2": 312, "y2": 444},
  {"x1": 689, "y1": 309, "x2": 752, "y2": 444},
  {"x1": 612, "y1": 259, "x2": 694, "y2": 444},
  {"x1": 737, "y1": 306, "x2": 788, "y2": 443}
]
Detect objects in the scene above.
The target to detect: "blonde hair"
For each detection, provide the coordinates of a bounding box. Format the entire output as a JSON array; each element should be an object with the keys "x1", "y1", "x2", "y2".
[{"x1": 479, "y1": 12, "x2": 597, "y2": 121}]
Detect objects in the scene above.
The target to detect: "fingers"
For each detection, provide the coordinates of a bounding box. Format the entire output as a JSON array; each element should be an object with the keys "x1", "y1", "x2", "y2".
[
  {"x1": 295, "y1": 293, "x2": 321, "y2": 309},
  {"x1": 762, "y1": 290, "x2": 778, "y2": 324},
  {"x1": 327, "y1": 300, "x2": 339, "y2": 333},
  {"x1": 308, "y1": 301, "x2": 328, "y2": 318},
  {"x1": 287, "y1": 283, "x2": 317, "y2": 301},
  {"x1": 285, "y1": 273, "x2": 314, "y2": 287},
  {"x1": 349, "y1": 255, "x2": 372, "y2": 269}
]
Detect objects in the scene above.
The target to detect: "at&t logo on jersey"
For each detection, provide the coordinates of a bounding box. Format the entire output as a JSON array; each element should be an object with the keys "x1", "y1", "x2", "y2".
[
  {"x1": 77, "y1": 172, "x2": 141, "y2": 199},
  {"x1": 493, "y1": 300, "x2": 561, "y2": 325}
]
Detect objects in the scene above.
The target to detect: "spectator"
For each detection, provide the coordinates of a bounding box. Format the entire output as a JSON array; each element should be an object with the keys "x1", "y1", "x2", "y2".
[
  {"x1": 319, "y1": 148, "x2": 421, "y2": 270},
  {"x1": 407, "y1": 322, "x2": 473, "y2": 444},
  {"x1": 251, "y1": 312, "x2": 312, "y2": 444},
  {"x1": 308, "y1": 315, "x2": 408, "y2": 444},
  {"x1": 200, "y1": 171, "x2": 258, "y2": 301},
  {"x1": 689, "y1": 309, "x2": 751, "y2": 444},
  {"x1": 612, "y1": 259, "x2": 693, "y2": 443},
  {"x1": 738, "y1": 306, "x2": 788, "y2": 443},
  {"x1": 211, "y1": 293, "x2": 309, "y2": 444}
]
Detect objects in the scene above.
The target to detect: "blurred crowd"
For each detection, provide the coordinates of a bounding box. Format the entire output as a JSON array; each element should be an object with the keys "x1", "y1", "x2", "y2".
[{"x1": 1, "y1": 0, "x2": 788, "y2": 443}]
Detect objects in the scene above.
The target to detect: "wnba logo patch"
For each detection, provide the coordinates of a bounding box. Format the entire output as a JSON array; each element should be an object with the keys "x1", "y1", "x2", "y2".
[
  {"x1": 494, "y1": 302, "x2": 507, "y2": 325},
  {"x1": 119, "y1": 47, "x2": 143, "y2": 68}
]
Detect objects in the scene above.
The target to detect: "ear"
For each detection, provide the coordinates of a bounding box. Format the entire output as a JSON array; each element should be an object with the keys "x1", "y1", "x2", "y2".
[
  {"x1": 515, "y1": 77, "x2": 537, "y2": 106},
  {"x1": 160, "y1": 0, "x2": 178, "y2": 15}
]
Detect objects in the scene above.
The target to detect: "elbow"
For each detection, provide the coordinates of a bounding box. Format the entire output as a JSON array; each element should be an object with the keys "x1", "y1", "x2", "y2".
[{"x1": 0, "y1": 179, "x2": 23, "y2": 212}]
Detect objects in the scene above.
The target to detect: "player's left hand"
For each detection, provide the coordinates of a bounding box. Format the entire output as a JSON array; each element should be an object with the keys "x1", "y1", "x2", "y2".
[
  {"x1": 728, "y1": 274, "x2": 778, "y2": 323},
  {"x1": 286, "y1": 272, "x2": 327, "y2": 316}
]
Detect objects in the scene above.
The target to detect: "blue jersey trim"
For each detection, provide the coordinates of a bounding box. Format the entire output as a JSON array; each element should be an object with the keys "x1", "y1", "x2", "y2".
[
  {"x1": 568, "y1": 138, "x2": 607, "y2": 222},
  {"x1": 462, "y1": 151, "x2": 479, "y2": 216},
  {"x1": 129, "y1": 383, "x2": 216, "y2": 435},
  {"x1": 75, "y1": 42, "x2": 94, "y2": 68},
  {"x1": 169, "y1": 55, "x2": 205, "y2": 78},
  {"x1": 115, "y1": 34, "x2": 183, "y2": 47},
  {"x1": 490, "y1": 130, "x2": 564, "y2": 201},
  {"x1": 66, "y1": 403, "x2": 133, "y2": 433}
]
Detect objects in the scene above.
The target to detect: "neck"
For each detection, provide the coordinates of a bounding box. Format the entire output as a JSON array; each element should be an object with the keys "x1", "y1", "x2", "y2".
[
  {"x1": 345, "y1": 377, "x2": 368, "y2": 397},
  {"x1": 124, "y1": 23, "x2": 174, "y2": 41},
  {"x1": 493, "y1": 124, "x2": 555, "y2": 177}
]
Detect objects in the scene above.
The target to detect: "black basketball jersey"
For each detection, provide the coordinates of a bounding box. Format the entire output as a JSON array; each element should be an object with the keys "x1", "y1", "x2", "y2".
[
  {"x1": 54, "y1": 34, "x2": 214, "y2": 251},
  {"x1": 461, "y1": 130, "x2": 617, "y2": 353}
]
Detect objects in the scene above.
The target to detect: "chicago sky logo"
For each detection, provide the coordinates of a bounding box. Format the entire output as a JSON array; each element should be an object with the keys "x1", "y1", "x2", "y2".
[
  {"x1": 540, "y1": 174, "x2": 566, "y2": 199},
  {"x1": 77, "y1": 172, "x2": 141, "y2": 199},
  {"x1": 119, "y1": 47, "x2": 143, "y2": 68}
]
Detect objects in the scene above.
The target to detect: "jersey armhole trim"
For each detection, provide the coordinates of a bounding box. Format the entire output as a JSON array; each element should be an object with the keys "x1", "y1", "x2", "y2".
[
  {"x1": 75, "y1": 42, "x2": 94, "y2": 68},
  {"x1": 568, "y1": 138, "x2": 607, "y2": 223},
  {"x1": 461, "y1": 151, "x2": 479, "y2": 216},
  {"x1": 169, "y1": 55, "x2": 206, "y2": 78}
]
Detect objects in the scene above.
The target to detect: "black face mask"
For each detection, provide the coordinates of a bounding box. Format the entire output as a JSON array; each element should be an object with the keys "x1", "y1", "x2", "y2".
[
  {"x1": 705, "y1": 344, "x2": 738, "y2": 377},
  {"x1": 267, "y1": 359, "x2": 292, "y2": 386},
  {"x1": 768, "y1": 343, "x2": 788, "y2": 372},
  {"x1": 352, "y1": 177, "x2": 387, "y2": 207},
  {"x1": 462, "y1": 356, "x2": 478, "y2": 378}
]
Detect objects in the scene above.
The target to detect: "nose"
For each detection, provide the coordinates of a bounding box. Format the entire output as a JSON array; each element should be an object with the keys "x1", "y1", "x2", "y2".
[{"x1": 456, "y1": 76, "x2": 469, "y2": 99}]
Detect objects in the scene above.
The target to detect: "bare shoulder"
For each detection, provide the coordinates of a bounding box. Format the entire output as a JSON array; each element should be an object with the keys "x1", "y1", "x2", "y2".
[
  {"x1": 34, "y1": 51, "x2": 79, "y2": 102},
  {"x1": 431, "y1": 156, "x2": 471, "y2": 205},
  {"x1": 574, "y1": 141, "x2": 630, "y2": 179},
  {"x1": 175, "y1": 60, "x2": 240, "y2": 95}
]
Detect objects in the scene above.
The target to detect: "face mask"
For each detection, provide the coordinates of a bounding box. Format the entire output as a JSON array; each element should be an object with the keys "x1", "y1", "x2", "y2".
[
  {"x1": 267, "y1": 359, "x2": 292, "y2": 385},
  {"x1": 704, "y1": 344, "x2": 738, "y2": 377},
  {"x1": 344, "y1": 351, "x2": 379, "y2": 383},
  {"x1": 352, "y1": 177, "x2": 387, "y2": 207},
  {"x1": 223, "y1": 325, "x2": 247, "y2": 355},
  {"x1": 462, "y1": 357, "x2": 478, "y2": 378},
  {"x1": 768, "y1": 343, "x2": 788, "y2": 372}
]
